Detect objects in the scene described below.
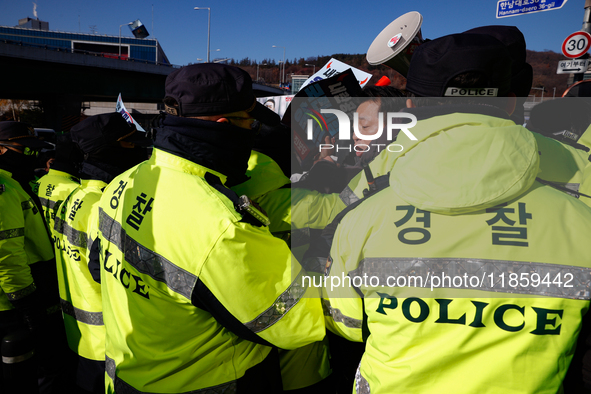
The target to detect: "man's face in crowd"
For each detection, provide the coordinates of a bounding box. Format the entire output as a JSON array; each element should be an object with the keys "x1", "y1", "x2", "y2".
[
  {"x1": 353, "y1": 99, "x2": 382, "y2": 157},
  {"x1": 196, "y1": 110, "x2": 256, "y2": 131}
]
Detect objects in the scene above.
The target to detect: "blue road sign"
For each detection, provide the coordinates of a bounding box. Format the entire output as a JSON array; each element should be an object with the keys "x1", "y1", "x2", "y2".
[{"x1": 496, "y1": 0, "x2": 567, "y2": 18}]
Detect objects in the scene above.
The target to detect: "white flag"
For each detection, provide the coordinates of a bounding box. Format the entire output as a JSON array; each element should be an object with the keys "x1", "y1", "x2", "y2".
[{"x1": 116, "y1": 93, "x2": 146, "y2": 132}]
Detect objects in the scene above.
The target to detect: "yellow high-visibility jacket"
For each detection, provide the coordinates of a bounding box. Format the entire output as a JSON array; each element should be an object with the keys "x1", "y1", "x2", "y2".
[
  {"x1": 232, "y1": 150, "x2": 332, "y2": 391},
  {"x1": 324, "y1": 111, "x2": 591, "y2": 393},
  {"x1": 54, "y1": 179, "x2": 105, "y2": 361},
  {"x1": 37, "y1": 168, "x2": 80, "y2": 235},
  {"x1": 97, "y1": 148, "x2": 325, "y2": 393},
  {"x1": 0, "y1": 169, "x2": 54, "y2": 311}
]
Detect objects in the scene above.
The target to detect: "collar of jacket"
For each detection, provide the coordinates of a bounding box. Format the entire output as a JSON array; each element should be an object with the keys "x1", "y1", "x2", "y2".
[
  {"x1": 50, "y1": 160, "x2": 80, "y2": 179},
  {"x1": 230, "y1": 150, "x2": 290, "y2": 199},
  {"x1": 46, "y1": 168, "x2": 75, "y2": 178},
  {"x1": 388, "y1": 111, "x2": 539, "y2": 215},
  {"x1": 80, "y1": 178, "x2": 107, "y2": 191},
  {"x1": 153, "y1": 115, "x2": 256, "y2": 187},
  {"x1": 149, "y1": 148, "x2": 229, "y2": 184},
  {"x1": 46, "y1": 168, "x2": 80, "y2": 184},
  {"x1": 79, "y1": 160, "x2": 121, "y2": 184}
]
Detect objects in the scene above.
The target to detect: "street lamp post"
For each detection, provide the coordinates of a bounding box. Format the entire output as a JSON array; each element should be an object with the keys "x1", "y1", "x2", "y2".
[
  {"x1": 272, "y1": 45, "x2": 285, "y2": 85},
  {"x1": 305, "y1": 63, "x2": 316, "y2": 74},
  {"x1": 277, "y1": 61, "x2": 283, "y2": 86},
  {"x1": 119, "y1": 22, "x2": 133, "y2": 58},
  {"x1": 194, "y1": 7, "x2": 211, "y2": 62},
  {"x1": 155, "y1": 38, "x2": 159, "y2": 65}
]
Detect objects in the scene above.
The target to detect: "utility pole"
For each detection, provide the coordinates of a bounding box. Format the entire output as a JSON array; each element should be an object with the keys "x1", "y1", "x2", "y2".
[{"x1": 574, "y1": 0, "x2": 591, "y2": 83}]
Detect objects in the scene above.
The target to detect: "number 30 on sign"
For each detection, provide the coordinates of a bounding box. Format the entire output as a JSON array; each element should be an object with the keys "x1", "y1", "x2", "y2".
[{"x1": 562, "y1": 31, "x2": 591, "y2": 59}]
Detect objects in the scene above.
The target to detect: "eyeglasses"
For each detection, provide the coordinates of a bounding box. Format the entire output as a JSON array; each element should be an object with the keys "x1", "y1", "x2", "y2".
[{"x1": 225, "y1": 117, "x2": 261, "y2": 133}]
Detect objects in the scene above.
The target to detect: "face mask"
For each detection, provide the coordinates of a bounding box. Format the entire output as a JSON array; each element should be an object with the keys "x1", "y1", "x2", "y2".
[
  {"x1": 115, "y1": 146, "x2": 149, "y2": 171},
  {"x1": 87, "y1": 145, "x2": 148, "y2": 172},
  {"x1": 0, "y1": 148, "x2": 37, "y2": 175},
  {"x1": 0, "y1": 148, "x2": 41, "y2": 193},
  {"x1": 155, "y1": 115, "x2": 256, "y2": 186}
]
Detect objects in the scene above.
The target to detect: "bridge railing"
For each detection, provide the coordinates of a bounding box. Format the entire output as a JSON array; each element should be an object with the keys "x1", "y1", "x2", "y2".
[{"x1": 1, "y1": 38, "x2": 181, "y2": 68}]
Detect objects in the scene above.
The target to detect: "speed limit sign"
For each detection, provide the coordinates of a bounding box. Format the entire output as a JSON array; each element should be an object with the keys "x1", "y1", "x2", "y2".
[{"x1": 562, "y1": 31, "x2": 591, "y2": 59}]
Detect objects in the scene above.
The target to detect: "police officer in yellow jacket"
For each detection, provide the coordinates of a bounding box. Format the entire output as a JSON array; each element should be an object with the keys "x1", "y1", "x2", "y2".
[
  {"x1": 0, "y1": 121, "x2": 55, "y2": 332},
  {"x1": 323, "y1": 33, "x2": 591, "y2": 393},
  {"x1": 95, "y1": 64, "x2": 325, "y2": 393},
  {"x1": 231, "y1": 150, "x2": 291, "y2": 241},
  {"x1": 0, "y1": 121, "x2": 71, "y2": 393},
  {"x1": 231, "y1": 150, "x2": 333, "y2": 393},
  {"x1": 54, "y1": 113, "x2": 150, "y2": 394},
  {"x1": 37, "y1": 132, "x2": 81, "y2": 236}
]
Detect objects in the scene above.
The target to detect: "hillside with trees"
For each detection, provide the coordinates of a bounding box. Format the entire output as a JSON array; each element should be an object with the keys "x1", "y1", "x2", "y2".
[
  {"x1": 526, "y1": 50, "x2": 572, "y2": 97},
  {"x1": 234, "y1": 49, "x2": 573, "y2": 98}
]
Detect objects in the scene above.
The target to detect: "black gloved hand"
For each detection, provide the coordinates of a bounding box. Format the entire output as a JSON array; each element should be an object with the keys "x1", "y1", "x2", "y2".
[{"x1": 9, "y1": 288, "x2": 48, "y2": 335}]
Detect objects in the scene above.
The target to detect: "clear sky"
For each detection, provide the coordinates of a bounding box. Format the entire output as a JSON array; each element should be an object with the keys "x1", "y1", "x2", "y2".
[{"x1": 0, "y1": 0, "x2": 588, "y2": 67}]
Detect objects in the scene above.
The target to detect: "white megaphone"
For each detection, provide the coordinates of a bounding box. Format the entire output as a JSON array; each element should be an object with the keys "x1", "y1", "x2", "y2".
[{"x1": 366, "y1": 11, "x2": 425, "y2": 77}]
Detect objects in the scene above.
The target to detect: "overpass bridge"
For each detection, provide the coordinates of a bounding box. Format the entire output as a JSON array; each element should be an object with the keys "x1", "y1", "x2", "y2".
[{"x1": 0, "y1": 40, "x2": 283, "y2": 131}]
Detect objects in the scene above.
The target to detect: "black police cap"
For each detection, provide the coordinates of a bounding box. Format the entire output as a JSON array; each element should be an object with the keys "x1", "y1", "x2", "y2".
[
  {"x1": 406, "y1": 33, "x2": 513, "y2": 98},
  {"x1": 0, "y1": 121, "x2": 51, "y2": 150},
  {"x1": 463, "y1": 25, "x2": 533, "y2": 97},
  {"x1": 70, "y1": 113, "x2": 150, "y2": 154},
  {"x1": 164, "y1": 63, "x2": 280, "y2": 126}
]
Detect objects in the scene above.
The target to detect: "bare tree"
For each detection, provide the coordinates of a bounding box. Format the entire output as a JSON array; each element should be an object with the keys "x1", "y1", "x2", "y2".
[{"x1": 0, "y1": 99, "x2": 30, "y2": 121}]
